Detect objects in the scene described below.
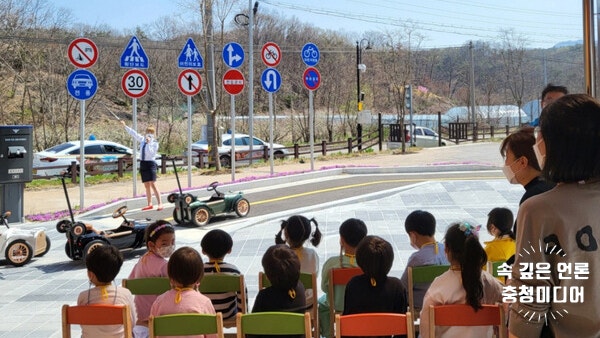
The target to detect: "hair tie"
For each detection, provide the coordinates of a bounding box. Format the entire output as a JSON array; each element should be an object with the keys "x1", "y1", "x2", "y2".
[
  {"x1": 149, "y1": 223, "x2": 173, "y2": 239},
  {"x1": 458, "y1": 222, "x2": 481, "y2": 237},
  {"x1": 288, "y1": 288, "x2": 296, "y2": 299},
  {"x1": 370, "y1": 277, "x2": 377, "y2": 287}
]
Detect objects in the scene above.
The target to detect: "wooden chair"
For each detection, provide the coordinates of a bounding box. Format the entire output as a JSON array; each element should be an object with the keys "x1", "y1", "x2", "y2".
[
  {"x1": 429, "y1": 304, "x2": 507, "y2": 338},
  {"x1": 327, "y1": 267, "x2": 363, "y2": 338},
  {"x1": 407, "y1": 265, "x2": 449, "y2": 321},
  {"x1": 61, "y1": 304, "x2": 132, "y2": 338},
  {"x1": 149, "y1": 312, "x2": 224, "y2": 338},
  {"x1": 236, "y1": 312, "x2": 311, "y2": 338},
  {"x1": 199, "y1": 274, "x2": 247, "y2": 327},
  {"x1": 121, "y1": 276, "x2": 171, "y2": 295},
  {"x1": 335, "y1": 312, "x2": 415, "y2": 338},
  {"x1": 259, "y1": 271, "x2": 318, "y2": 336}
]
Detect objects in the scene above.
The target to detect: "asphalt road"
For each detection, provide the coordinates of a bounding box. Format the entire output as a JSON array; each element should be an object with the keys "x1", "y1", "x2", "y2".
[{"x1": 114, "y1": 169, "x2": 504, "y2": 227}]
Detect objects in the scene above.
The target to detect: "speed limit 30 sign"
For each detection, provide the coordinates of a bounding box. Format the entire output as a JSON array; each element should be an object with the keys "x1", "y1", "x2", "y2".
[{"x1": 121, "y1": 69, "x2": 149, "y2": 98}]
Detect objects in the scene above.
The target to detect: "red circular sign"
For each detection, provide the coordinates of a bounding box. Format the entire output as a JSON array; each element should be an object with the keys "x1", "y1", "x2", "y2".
[
  {"x1": 223, "y1": 69, "x2": 245, "y2": 95},
  {"x1": 303, "y1": 67, "x2": 321, "y2": 91},
  {"x1": 261, "y1": 42, "x2": 281, "y2": 67},
  {"x1": 178, "y1": 69, "x2": 202, "y2": 96},
  {"x1": 121, "y1": 69, "x2": 149, "y2": 98},
  {"x1": 68, "y1": 38, "x2": 98, "y2": 68}
]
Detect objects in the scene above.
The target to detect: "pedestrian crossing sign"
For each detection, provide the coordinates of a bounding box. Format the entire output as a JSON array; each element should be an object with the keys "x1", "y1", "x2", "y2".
[
  {"x1": 120, "y1": 36, "x2": 149, "y2": 69},
  {"x1": 178, "y1": 38, "x2": 203, "y2": 69}
]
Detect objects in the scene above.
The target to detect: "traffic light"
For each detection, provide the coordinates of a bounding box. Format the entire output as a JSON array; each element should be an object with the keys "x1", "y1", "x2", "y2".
[{"x1": 404, "y1": 84, "x2": 412, "y2": 111}]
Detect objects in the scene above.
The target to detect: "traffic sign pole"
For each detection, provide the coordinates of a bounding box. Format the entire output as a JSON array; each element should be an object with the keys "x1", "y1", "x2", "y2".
[{"x1": 230, "y1": 94, "x2": 236, "y2": 182}]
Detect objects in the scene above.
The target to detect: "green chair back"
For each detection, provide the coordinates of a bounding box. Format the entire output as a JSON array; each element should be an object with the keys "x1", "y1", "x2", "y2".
[
  {"x1": 122, "y1": 277, "x2": 171, "y2": 295},
  {"x1": 407, "y1": 265, "x2": 450, "y2": 323},
  {"x1": 236, "y1": 312, "x2": 311, "y2": 338},
  {"x1": 149, "y1": 312, "x2": 224, "y2": 338},
  {"x1": 487, "y1": 261, "x2": 506, "y2": 278},
  {"x1": 199, "y1": 274, "x2": 247, "y2": 313}
]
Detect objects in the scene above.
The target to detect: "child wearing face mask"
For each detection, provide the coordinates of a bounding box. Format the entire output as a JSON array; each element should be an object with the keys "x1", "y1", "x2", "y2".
[
  {"x1": 78, "y1": 245, "x2": 136, "y2": 338},
  {"x1": 128, "y1": 220, "x2": 175, "y2": 338},
  {"x1": 399, "y1": 210, "x2": 448, "y2": 315},
  {"x1": 483, "y1": 207, "x2": 515, "y2": 264}
]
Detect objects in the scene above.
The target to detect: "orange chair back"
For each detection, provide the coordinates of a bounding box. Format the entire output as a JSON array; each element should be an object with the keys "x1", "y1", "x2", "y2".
[
  {"x1": 335, "y1": 312, "x2": 415, "y2": 338},
  {"x1": 430, "y1": 304, "x2": 506, "y2": 338},
  {"x1": 327, "y1": 267, "x2": 363, "y2": 337},
  {"x1": 61, "y1": 304, "x2": 132, "y2": 338}
]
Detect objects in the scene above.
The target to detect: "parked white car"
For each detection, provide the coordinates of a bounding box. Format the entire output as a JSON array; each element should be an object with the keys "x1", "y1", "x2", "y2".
[
  {"x1": 410, "y1": 126, "x2": 447, "y2": 147},
  {"x1": 189, "y1": 133, "x2": 289, "y2": 167},
  {"x1": 33, "y1": 140, "x2": 135, "y2": 176}
]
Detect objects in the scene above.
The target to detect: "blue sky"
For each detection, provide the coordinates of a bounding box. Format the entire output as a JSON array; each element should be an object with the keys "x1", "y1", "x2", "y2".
[{"x1": 50, "y1": 0, "x2": 582, "y2": 48}]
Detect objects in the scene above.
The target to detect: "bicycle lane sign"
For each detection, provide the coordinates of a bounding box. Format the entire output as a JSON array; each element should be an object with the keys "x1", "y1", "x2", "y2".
[{"x1": 301, "y1": 43, "x2": 319, "y2": 66}]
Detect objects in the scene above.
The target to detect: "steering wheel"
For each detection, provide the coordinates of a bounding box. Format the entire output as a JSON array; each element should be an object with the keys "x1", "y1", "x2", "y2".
[
  {"x1": 207, "y1": 181, "x2": 219, "y2": 191},
  {"x1": 112, "y1": 206, "x2": 128, "y2": 219}
]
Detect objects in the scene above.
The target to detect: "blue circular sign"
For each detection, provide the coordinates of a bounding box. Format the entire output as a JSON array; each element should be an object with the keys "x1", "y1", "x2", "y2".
[
  {"x1": 222, "y1": 42, "x2": 245, "y2": 68},
  {"x1": 301, "y1": 43, "x2": 320, "y2": 66},
  {"x1": 303, "y1": 67, "x2": 321, "y2": 91},
  {"x1": 261, "y1": 68, "x2": 282, "y2": 93},
  {"x1": 66, "y1": 69, "x2": 98, "y2": 100}
]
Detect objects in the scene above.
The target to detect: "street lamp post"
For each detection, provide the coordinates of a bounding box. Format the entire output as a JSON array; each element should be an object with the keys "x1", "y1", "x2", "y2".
[{"x1": 356, "y1": 39, "x2": 370, "y2": 150}]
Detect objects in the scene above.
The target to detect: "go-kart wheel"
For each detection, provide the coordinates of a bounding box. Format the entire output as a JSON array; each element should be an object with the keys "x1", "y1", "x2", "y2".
[
  {"x1": 71, "y1": 223, "x2": 87, "y2": 237},
  {"x1": 5, "y1": 239, "x2": 33, "y2": 267},
  {"x1": 112, "y1": 206, "x2": 128, "y2": 219},
  {"x1": 83, "y1": 240, "x2": 105, "y2": 260},
  {"x1": 173, "y1": 209, "x2": 183, "y2": 224},
  {"x1": 65, "y1": 242, "x2": 73, "y2": 259},
  {"x1": 183, "y1": 194, "x2": 195, "y2": 205},
  {"x1": 167, "y1": 193, "x2": 178, "y2": 203},
  {"x1": 36, "y1": 236, "x2": 51, "y2": 257},
  {"x1": 191, "y1": 207, "x2": 211, "y2": 227},
  {"x1": 56, "y1": 219, "x2": 71, "y2": 233},
  {"x1": 234, "y1": 198, "x2": 250, "y2": 217}
]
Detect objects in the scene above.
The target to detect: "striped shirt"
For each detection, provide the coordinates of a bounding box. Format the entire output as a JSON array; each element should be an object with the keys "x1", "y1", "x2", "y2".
[{"x1": 203, "y1": 261, "x2": 247, "y2": 319}]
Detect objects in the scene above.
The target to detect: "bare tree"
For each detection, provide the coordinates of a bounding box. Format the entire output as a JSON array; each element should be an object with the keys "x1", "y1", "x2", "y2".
[{"x1": 499, "y1": 29, "x2": 528, "y2": 126}]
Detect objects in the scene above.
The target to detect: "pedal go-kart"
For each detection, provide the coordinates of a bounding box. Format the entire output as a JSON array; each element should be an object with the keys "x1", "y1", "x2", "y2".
[
  {"x1": 57, "y1": 205, "x2": 151, "y2": 261},
  {"x1": 1, "y1": 210, "x2": 50, "y2": 267},
  {"x1": 167, "y1": 181, "x2": 250, "y2": 227}
]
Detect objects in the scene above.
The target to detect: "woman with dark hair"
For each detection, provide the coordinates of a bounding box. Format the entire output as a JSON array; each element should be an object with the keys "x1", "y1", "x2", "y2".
[
  {"x1": 509, "y1": 94, "x2": 600, "y2": 337},
  {"x1": 419, "y1": 223, "x2": 503, "y2": 338}
]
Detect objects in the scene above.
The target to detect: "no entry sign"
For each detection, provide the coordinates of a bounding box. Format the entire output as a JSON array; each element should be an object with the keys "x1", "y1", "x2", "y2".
[{"x1": 223, "y1": 69, "x2": 245, "y2": 95}]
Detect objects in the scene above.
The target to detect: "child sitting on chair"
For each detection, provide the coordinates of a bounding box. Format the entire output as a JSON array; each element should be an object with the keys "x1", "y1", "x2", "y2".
[
  {"x1": 150, "y1": 246, "x2": 216, "y2": 336},
  {"x1": 318, "y1": 218, "x2": 368, "y2": 338},
  {"x1": 419, "y1": 222, "x2": 503, "y2": 338},
  {"x1": 201, "y1": 229, "x2": 246, "y2": 320},
  {"x1": 343, "y1": 235, "x2": 407, "y2": 315},
  {"x1": 77, "y1": 245, "x2": 136, "y2": 338},
  {"x1": 252, "y1": 244, "x2": 306, "y2": 314},
  {"x1": 483, "y1": 207, "x2": 516, "y2": 263},
  {"x1": 400, "y1": 210, "x2": 448, "y2": 313},
  {"x1": 128, "y1": 220, "x2": 175, "y2": 337}
]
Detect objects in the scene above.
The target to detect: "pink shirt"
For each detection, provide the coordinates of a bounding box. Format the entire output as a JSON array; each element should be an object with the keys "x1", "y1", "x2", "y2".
[
  {"x1": 128, "y1": 252, "x2": 168, "y2": 325},
  {"x1": 150, "y1": 289, "x2": 217, "y2": 338}
]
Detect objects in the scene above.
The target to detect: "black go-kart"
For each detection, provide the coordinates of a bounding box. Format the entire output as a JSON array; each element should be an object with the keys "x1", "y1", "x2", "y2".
[{"x1": 56, "y1": 173, "x2": 151, "y2": 260}]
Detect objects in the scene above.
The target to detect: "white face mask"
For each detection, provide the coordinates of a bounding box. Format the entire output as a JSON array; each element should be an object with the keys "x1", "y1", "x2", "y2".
[
  {"x1": 533, "y1": 140, "x2": 545, "y2": 170},
  {"x1": 502, "y1": 158, "x2": 521, "y2": 184},
  {"x1": 157, "y1": 245, "x2": 175, "y2": 258}
]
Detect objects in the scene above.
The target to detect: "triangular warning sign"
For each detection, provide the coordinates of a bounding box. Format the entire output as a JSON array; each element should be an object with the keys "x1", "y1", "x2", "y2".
[
  {"x1": 178, "y1": 38, "x2": 203, "y2": 69},
  {"x1": 120, "y1": 36, "x2": 149, "y2": 69}
]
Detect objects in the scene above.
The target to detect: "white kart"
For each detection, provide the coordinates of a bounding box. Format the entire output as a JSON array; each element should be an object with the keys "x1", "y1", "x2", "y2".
[{"x1": 0, "y1": 211, "x2": 50, "y2": 267}]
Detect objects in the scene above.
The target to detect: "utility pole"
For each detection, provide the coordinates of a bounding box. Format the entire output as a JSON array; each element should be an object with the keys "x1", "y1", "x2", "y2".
[{"x1": 469, "y1": 41, "x2": 477, "y2": 140}]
